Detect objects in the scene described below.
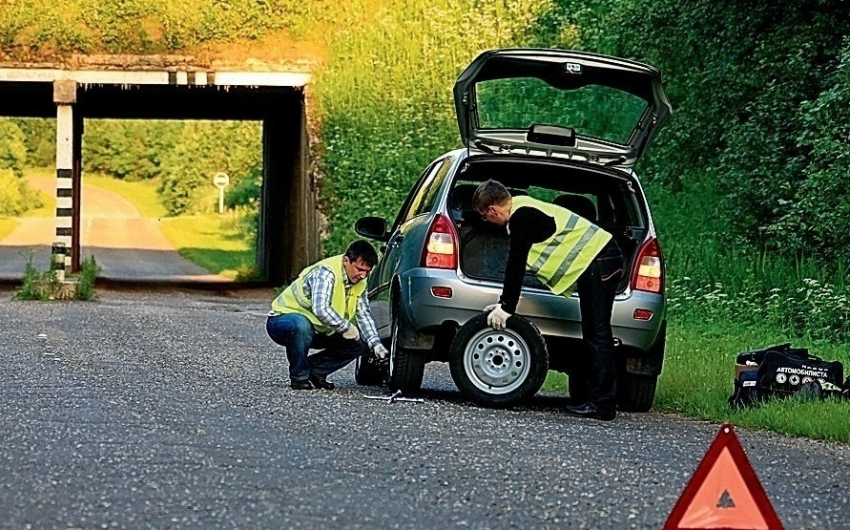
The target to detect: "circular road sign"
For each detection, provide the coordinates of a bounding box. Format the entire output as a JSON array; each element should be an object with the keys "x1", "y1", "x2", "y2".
[{"x1": 213, "y1": 172, "x2": 230, "y2": 189}]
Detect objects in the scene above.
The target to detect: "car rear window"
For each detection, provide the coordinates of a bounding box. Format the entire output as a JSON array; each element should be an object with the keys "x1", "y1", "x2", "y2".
[{"x1": 475, "y1": 77, "x2": 648, "y2": 145}]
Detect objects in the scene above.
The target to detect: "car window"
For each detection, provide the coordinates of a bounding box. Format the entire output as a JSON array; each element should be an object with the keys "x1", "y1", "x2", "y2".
[
  {"x1": 390, "y1": 162, "x2": 437, "y2": 231},
  {"x1": 400, "y1": 158, "x2": 450, "y2": 225},
  {"x1": 475, "y1": 77, "x2": 648, "y2": 145}
]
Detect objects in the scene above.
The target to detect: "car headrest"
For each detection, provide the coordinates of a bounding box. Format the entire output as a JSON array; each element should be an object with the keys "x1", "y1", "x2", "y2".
[
  {"x1": 449, "y1": 184, "x2": 479, "y2": 212},
  {"x1": 553, "y1": 194, "x2": 597, "y2": 222}
]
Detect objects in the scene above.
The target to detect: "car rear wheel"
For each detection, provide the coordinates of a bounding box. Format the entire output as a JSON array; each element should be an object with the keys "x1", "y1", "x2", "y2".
[
  {"x1": 449, "y1": 313, "x2": 548, "y2": 407},
  {"x1": 387, "y1": 310, "x2": 425, "y2": 392},
  {"x1": 617, "y1": 373, "x2": 658, "y2": 412},
  {"x1": 354, "y1": 354, "x2": 385, "y2": 386}
]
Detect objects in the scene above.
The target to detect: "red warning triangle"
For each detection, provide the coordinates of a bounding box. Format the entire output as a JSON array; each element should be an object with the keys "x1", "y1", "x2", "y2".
[{"x1": 662, "y1": 423, "x2": 785, "y2": 530}]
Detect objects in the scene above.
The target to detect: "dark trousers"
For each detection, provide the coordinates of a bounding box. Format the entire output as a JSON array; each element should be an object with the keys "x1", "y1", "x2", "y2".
[
  {"x1": 574, "y1": 240, "x2": 624, "y2": 411},
  {"x1": 266, "y1": 313, "x2": 367, "y2": 382}
]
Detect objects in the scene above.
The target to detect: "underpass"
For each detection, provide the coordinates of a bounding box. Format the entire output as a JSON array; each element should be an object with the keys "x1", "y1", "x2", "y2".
[{"x1": 0, "y1": 58, "x2": 320, "y2": 285}]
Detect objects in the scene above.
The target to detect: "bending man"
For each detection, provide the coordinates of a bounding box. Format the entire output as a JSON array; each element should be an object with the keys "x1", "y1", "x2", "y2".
[
  {"x1": 473, "y1": 180, "x2": 624, "y2": 420},
  {"x1": 266, "y1": 240, "x2": 389, "y2": 390}
]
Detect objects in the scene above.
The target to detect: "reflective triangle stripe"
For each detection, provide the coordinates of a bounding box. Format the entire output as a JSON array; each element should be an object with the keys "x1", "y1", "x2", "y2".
[{"x1": 529, "y1": 212, "x2": 580, "y2": 274}]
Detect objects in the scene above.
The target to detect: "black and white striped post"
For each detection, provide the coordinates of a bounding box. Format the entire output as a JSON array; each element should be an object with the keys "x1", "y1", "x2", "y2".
[{"x1": 53, "y1": 80, "x2": 76, "y2": 274}]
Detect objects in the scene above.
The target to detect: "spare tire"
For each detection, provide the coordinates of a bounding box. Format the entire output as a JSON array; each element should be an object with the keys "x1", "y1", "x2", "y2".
[{"x1": 449, "y1": 313, "x2": 549, "y2": 407}]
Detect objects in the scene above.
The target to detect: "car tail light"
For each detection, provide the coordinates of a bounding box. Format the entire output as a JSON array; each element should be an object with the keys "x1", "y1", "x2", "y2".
[
  {"x1": 431, "y1": 286, "x2": 453, "y2": 298},
  {"x1": 421, "y1": 214, "x2": 457, "y2": 269},
  {"x1": 633, "y1": 309, "x2": 654, "y2": 321},
  {"x1": 631, "y1": 237, "x2": 664, "y2": 293}
]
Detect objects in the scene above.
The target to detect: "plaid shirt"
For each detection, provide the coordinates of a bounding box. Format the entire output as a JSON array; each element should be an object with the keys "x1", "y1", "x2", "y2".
[{"x1": 301, "y1": 264, "x2": 381, "y2": 350}]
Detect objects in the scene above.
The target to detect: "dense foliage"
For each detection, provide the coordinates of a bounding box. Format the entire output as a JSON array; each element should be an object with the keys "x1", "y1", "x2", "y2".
[
  {"x1": 609, "y1": 0, "x2": 850, "y2": 261},
  {"x1": 2, "y1": 0, "x2": 850, "y2": 341},
  {"x1": 0, "y1": 0, "x2": 304, "y2": 56}
]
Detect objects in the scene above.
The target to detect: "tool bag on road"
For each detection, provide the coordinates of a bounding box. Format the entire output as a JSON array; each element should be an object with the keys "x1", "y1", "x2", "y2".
[{"x1": 728, "y1": 343, "x2": 845, "y2": 408}]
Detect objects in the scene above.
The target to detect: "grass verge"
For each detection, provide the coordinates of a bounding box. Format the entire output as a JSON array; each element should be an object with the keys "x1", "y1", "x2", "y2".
[
  {"x1": 542, "y1": 318, "x2": 850, "y2": 442},
  {"x1": 0, "y1": 217, "x2": 17, "y2": 241},
  {"x1": 159, "y1": 214, "x2": 258, "y2": 280}
]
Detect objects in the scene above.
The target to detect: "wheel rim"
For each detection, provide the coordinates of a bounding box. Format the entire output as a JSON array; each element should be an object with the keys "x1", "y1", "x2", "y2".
[
  {"x1": 463, "y1": 328, "x2": 532, "y2": 395},
  {"x1": 389, "y1": 313, "x2": 399, "y2": 379}
]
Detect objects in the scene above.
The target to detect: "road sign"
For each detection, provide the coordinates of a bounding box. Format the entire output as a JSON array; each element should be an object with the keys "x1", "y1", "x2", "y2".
[
  {"x1": 213, "y1": 172, "x2": 229, "y2": 213},
  {"x1": 213, "y1": 172, "x2": 230, "y2": 189},
  {"x1": 663, "y1": 423, "x2": 785, "y2": 530}
]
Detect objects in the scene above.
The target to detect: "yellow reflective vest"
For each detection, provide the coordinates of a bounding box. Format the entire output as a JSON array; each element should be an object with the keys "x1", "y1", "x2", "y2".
[
  {"x1": 270, "y1": 255, "x2": 365, "y2": 334},
  {"x1": 509, "y1": 195, "x2": 612, "y2": 296}
]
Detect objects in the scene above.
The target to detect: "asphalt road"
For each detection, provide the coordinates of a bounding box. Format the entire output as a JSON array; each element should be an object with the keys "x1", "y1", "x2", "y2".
[
  {"x1": 1, "y1": 287, "x2": 848, "y2": 529},
  {"x1": 0, "y1": 176, "x2": 229, "y2": 282}
]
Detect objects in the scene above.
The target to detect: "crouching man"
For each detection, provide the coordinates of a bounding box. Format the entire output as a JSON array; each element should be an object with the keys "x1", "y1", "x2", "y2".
[{"x1": 266, "y1": 240, "x2": 389, "y2": 390}]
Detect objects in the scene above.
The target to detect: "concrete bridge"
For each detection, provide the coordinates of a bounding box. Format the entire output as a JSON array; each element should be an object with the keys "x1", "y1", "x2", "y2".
[{"x1": 0, "y1": 56, "x2": 320, "y2": 285}]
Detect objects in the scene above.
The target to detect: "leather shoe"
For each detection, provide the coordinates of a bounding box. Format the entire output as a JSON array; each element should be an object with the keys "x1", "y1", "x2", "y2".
[
  {"x1": 290, "y1": 379, "x2": 313, "y2": 390},
  {"x1": 309, "y1": 374, "x2": 335, "y2": 390},
  {"x1": 563, "y1": 401, "x2": 616, "y2": 421}
]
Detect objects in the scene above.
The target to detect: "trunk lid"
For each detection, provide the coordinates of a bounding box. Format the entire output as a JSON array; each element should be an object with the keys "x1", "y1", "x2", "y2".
[{"x1": 453, "y1": 49, "x2": 672, "y2": 167}]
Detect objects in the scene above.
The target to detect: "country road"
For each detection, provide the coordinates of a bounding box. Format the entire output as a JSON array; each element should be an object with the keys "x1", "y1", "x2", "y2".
[
  {"x1": 0, "y1": 176, "x2": 230, "y2": 282},
  {"x1": 0, "y1": 287, "x2": 848, "y2": 529}
]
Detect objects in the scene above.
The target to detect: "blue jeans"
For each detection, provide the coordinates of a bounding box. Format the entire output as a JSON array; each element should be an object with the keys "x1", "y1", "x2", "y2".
[
  {"x1": 266, "y1": 313, "x2": 368, "y2": 382},
  {"x1": 574, "y1": 240, "x2": 624, "y2": 411}
]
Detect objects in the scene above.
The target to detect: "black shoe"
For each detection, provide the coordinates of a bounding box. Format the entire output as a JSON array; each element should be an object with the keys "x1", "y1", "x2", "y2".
[
  {"x1": 309, "y1": 374, "x2": 335, "y2": 390},
  {"x1": 564, "y1": 401, "x2": 616, "y2": 421},
  {"x1": 563, "y1": 394, "x2": 588, "y2": 407},
  {"x1": 290, "y1": 379, "x2": 313, "y2": 390}
]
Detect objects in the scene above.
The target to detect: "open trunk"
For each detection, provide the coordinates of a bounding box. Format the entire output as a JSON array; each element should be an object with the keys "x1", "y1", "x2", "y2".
[{"x1": 448, "y1": 156, "x2": 649, "y2": 293}]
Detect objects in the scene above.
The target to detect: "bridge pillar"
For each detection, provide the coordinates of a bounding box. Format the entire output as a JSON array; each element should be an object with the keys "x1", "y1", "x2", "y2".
[{"x1": 53, "y1": 80, "x2": 82, "y2": 272}]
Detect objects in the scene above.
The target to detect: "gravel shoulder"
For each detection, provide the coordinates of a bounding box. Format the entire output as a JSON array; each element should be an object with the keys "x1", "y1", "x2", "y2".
[{"x1": 0, "y1": 287, "x2": 848, "y2": 529}]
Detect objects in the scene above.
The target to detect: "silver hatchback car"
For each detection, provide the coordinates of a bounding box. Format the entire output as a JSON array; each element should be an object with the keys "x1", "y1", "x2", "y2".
[{"x1": 354, "y1": 48, "x2": 672, "y2": 411}]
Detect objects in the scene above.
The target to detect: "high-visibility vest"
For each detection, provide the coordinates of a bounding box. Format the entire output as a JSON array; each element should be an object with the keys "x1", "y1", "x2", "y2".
[
  {"x1": 509, "y1": 195, "x2": 612, "y2": 295},
  {"x1": 270, "y1": 255, "x2": 365, "y2": 334}
]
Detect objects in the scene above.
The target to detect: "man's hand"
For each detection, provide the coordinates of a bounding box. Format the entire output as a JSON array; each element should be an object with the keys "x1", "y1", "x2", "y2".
[
  {"x1": 342, "y1": 324, "x2": 360, "y2": 341},
  {"x1": 486, "y1": 306, "x2": 511, "y2": 331},
  {"x1": 373, "y1": 343, "x2": 389, "y2": 362},
  {"x1": 482, "y1": 303, "x2": 500, "y2": 313}
]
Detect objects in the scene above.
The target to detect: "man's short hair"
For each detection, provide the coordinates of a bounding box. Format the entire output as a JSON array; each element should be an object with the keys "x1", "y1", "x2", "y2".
[
  {"x1": 345, "y1": 239, "x2": 378, "y2": 267},
  {"x1": 472, "y1": 179, "x2": 511, "y2": 213}
]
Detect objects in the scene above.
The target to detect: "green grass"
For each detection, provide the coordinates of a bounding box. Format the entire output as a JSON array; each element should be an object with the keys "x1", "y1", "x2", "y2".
[
  {"x1": 0, "y1": 217, "x2": 17, "y2": 240},
  {"x1": 541, "y1": 318, "x2": 850, "y2": 442},
  {"x1": 84, "y1": 174, "x2": 167, "y2": 218},
  {"x1": 159, "y1": 214, "x2": 257, "y2": 280}
]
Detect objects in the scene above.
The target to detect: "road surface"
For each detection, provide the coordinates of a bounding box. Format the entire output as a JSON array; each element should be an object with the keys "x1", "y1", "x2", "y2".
[
  {"x1": 0, "y1": 287, "x2": 848, "y2": 529},
  {"x1": 0, "y1": 176, "x2": 230, "y2": 282}
]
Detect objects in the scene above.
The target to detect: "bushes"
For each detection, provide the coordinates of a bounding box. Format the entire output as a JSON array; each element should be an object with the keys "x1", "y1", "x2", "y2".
[
  {"x1": 0, "y1": 169, "x2": 43, "y2": 216},
  {"x1": 608, "y1": 0, "x2": 850, "y2": 261},
  {"x1": 312, "y1": 0, "x2": 556, "y2": 254}
]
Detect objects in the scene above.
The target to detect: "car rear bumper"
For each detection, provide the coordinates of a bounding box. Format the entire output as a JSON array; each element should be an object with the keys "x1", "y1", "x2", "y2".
[{"x1": 400, "y1": 268, "x2": 666, "y2": 351}]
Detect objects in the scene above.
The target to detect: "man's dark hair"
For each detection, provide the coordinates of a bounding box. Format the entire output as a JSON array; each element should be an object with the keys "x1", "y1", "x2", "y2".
[
  {"x1": 472, "y1": 179, "x2": 511, "y2": 213},
  {"x1": 345, "y1": 239, "x2": 378, "y2": 267}
]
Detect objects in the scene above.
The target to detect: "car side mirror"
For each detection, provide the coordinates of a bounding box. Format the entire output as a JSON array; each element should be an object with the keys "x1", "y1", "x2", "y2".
[{"x1": 355, "y1": 216, "x2": 390, "y2": 242}]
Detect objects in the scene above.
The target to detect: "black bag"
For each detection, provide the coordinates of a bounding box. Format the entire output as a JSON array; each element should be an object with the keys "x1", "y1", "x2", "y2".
[
  {"x1": 728, "y1": 369, "x2": 762, "y2": 409},
  {"x1": 728, "y1": 343, "x2": 845, "y2": 408},
  {"x1": 757, "y1": 348, "x2": 843, "y2": 398}
]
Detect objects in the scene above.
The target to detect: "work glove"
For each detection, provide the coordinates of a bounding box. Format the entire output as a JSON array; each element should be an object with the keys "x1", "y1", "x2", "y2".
[
  {"x1": 373, "y1": 344, "x2": 389, "y2": 363},
  {"x1": 342, "y1": 324, "x2": 360, "y2": 341},
  {"x1": 482, "y1": 303, "x2": 500, "y2": 313},
  {"x1": 486, "y1": 305, "x2": 511, "y2": 331}
]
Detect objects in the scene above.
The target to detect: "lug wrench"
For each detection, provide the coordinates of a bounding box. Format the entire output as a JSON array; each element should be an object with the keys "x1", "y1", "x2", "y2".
[{"x1": 363, "y1": 389, "x2": 424, "y2": 404}]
